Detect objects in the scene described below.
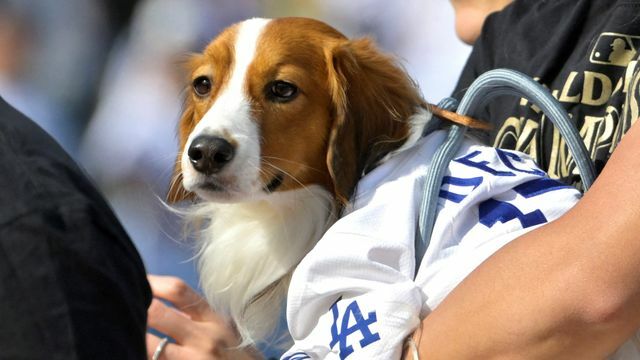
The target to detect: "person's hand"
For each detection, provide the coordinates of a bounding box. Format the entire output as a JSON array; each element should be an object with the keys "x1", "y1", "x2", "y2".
[{"x1": 146, "y1": 275, "x2": 261, "y2": 360}]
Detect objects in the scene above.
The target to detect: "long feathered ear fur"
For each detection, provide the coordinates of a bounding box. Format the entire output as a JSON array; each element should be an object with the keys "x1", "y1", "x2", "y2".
[
  {"x1": 325, "y1": 37, "x2": 425, "y2": 206},
  {"x1": 167, "y1": 89, "x2": 198, "y2": 203},
  {"x1": 167, "y1": 55, "x2": 204, "y2": 203}
]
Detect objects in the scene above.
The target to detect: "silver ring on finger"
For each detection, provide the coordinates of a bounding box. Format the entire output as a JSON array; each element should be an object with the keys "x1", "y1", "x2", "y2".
[{"x1": 152, "y1": 337, "x2": 170, "y2": 360}]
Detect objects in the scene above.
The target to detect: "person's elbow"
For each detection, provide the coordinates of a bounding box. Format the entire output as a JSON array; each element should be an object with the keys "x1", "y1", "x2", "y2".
[{"x1": 569, "y1": 274, "x2": 640, "y2": 348}]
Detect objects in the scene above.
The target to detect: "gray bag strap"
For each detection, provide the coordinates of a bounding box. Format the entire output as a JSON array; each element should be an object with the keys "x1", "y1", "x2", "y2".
[{"x1": 415, "y1": 69, "x2": 597, "y2": 272}]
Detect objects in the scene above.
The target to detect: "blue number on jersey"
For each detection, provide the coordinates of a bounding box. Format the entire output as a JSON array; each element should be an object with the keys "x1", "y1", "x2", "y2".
[{"x1": 329, "y1": 299, "x2": 381, "y2": 359}]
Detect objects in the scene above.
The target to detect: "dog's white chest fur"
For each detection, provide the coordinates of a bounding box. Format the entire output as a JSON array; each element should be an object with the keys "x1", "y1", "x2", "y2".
[{"x1": 189, "y1": 186, "x2": 335, "y2": 343}]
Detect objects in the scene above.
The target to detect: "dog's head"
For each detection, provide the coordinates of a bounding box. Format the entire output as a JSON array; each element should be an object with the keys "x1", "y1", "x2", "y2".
[{"x1": 168, "y1": 17, "x2": 425, "y2": 206}]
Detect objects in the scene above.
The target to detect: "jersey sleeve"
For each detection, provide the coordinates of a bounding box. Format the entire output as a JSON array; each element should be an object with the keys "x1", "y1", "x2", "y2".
[{"x1": 282, "y1": 252, "x2": 422, "y2": 359}]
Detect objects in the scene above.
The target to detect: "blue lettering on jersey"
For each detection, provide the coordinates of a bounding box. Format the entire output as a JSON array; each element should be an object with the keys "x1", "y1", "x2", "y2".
[
  {"x1": 495, "y1": 149, "x2": 546, "y2": 176},
  {"x1": 329, "y1": 299, "x2": 380, "y2": 359},
  {"x1": 479, "y1": 199, "x2": 547, "y2": 229},
  {"x1": 439, "y1": 176, "x2": 484, "y2": 203},
  {"x1": 514, "y1": 177, "x2": 572, "y2": 198},
  {"x1": 453, "y1": 150, "x2": 515, "y2": 176},
  {"x1": 454, "y1": 149, "x2": 548, "y2": 178},
  {"x1": 450, "y1": 148, "x2": 573, "y2": 230},
  {"x1": 282, "y1": 352, "x2": 311, "y2": 360}
]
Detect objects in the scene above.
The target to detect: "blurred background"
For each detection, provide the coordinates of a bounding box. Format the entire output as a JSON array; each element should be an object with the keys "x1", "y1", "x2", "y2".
[{"x1": 0, "y1": 0, "x2": 470, "y2": 356}]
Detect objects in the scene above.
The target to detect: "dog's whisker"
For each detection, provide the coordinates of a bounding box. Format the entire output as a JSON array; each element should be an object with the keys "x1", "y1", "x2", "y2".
[
  {"x1": 246, "y1": 160, "x2": 283, "y2": 196},
  {"x1": 167, "y1": 174, "x2": 178, "y2": 192},
  {"x1": 255, "y1": 160, "x2": 333, "y2": 210},
  {"x1": 260, "y1": 162, "x2": 335, "y2": 215},
  {"x1": 167, "y1": 172, "x2": 189, "y2": 201},
  {"x1": 261, "y1": 156, "x2": 325, "y2": 174},
  {"x1": 247, "y1": 159, "x2": 276, "y2": 179},
  {"x1": 169, "y1": 172, "x2": 183, "y2": 192},
  {"x1": 262, "y1": 161, "x2": 306, "y2": 189}
]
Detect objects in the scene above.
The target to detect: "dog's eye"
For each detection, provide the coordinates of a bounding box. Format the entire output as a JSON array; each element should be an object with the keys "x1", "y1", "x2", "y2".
[
  {"x1": 268, "y1": 81, "x2": 298, "y2": 102},
  {"x1": 193, "y1": 76, "x2": 212, "y2": 96}
]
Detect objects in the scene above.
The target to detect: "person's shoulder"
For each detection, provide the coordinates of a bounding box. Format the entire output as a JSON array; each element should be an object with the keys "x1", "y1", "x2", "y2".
[{"x1": 0, "y1": 97, "x2": 110, "y2": 227}]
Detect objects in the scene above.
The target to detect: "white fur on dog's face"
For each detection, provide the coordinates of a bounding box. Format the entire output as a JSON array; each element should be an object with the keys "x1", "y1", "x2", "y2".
[{"x1": 181, "y1": 18, "x2": 271, "y2": 202}]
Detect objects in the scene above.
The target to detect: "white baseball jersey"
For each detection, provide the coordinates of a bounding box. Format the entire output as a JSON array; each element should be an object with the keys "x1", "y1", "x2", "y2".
[{"x1": 281, "y1": 130, "x2": 638, "y2": 359}]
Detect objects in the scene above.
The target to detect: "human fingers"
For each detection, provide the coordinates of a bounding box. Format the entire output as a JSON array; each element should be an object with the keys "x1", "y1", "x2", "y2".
[
  {"x1": 147, "y1": 332, "x2": 255, "y2": 360},
  {"x1": 148, "y1": 274, "x2": 217, "y2": 322},
  {"x1": 146, "y1": 333, "x2": 181, "y2": 360},
  {"x1": 148, "y1": 298, "x2": 239, "y2": 350},
  {"x1": 148, "y1": 298, "x2": 205, "y2": 346}
]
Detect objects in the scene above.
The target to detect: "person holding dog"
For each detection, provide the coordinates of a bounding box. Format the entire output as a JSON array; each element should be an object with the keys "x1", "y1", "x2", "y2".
[
  {"x1": 147, "y1": 0, "x2": 640, "y2": 359},
  {"x1": 409, "y1": 0, "x2": 640, "y2": 358}
]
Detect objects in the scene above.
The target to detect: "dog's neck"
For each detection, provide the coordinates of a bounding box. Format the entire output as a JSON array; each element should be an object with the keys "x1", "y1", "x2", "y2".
[{"x1": 188, "y1": 185, "x2": 336, "y2": 344}]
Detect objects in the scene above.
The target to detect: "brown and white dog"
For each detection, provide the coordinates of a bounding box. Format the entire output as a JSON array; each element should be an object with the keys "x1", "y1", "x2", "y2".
[{"x1": 167, "y1": 17, "x2": 485, "y2": 344}]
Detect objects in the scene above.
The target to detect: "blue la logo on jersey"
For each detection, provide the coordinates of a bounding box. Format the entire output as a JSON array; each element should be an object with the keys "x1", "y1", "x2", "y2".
[{"x1": 329, "y1": 298, "x2": 381, "y2": 359}]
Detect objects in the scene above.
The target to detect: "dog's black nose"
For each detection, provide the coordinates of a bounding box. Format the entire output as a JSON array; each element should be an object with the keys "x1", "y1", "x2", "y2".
[{"x1": 188, "y1": 136, "x2": 235, "y2": 174}]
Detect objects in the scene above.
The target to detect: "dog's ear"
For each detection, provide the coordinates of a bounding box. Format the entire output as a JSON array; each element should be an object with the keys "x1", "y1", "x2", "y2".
[
  {"x1": 167, "y1": 54, "x2": 206, "y2": 203},
  {"x1": 325, "y1": 37, "x2": 424, "y2": 206},
  {"x1": 167, "y1": 95, "x2": 197, "y2": 203}
]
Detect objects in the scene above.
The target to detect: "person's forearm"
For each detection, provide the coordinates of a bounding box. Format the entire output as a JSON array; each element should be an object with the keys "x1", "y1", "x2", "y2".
[{"x1": 414, "y1": 122, "x2": 640, "y2": 359}]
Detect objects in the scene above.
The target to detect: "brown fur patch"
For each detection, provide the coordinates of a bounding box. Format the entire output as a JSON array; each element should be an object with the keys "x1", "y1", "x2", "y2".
[
  {"x1": 245, "y1": 18, "x2": 425, "y2": 206},
  {"x1": 245, "y1": 18, "x2": 348, "y2": 195}
]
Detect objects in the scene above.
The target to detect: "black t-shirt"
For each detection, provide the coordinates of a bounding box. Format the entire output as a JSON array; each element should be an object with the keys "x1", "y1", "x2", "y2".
[
  {"x1": 0, "y1": 97, "x2": 151, "y2": 359},
  {"x1": 454, "y1": 0, "x2": 640, "y2": 185}
]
